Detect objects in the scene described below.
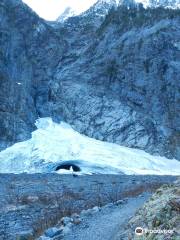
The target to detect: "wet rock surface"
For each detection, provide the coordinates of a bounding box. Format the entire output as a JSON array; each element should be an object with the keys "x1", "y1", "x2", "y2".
[
  {"x1": 0, "y1": 174, "x2": 177, "y2": 240},
  {"x1": 0, "y1": 0, "x2": 64, "y2": 150},
  {"x1": 54, "y1": 15, "x2": 180, "y2": 159}
]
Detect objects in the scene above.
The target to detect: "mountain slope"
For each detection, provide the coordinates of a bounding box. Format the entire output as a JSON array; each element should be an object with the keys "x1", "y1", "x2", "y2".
[
  {"x1": 0, "y1": 0, "x2": 65, "y2": 149},
  {"x1": 125, "y1": 179, "x2": 180, "y2": 239},
  {"x1": 51, "y1": 6, "x2": 180, "y2": 159},
  {"x1": 149, "y1": 0, "x2": 180, "y2": 9},
  {"x1": 56, "y1": 0, "x2": 180, "y2": 23},
  {"x1": 57, "y1": 7, "x2": 77, "y2": 23},
  {"x1": 0, "y1": 0, "x2": 38, "y2": 149},
  {"x1": 0, "y1": 0, "x2": 179, "y2": 160}
]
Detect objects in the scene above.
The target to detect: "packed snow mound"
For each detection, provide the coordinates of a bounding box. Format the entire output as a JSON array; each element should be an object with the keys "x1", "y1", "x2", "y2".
[
  {"x1": 57, "y1": 7, "x2": 77, "y2": 23},
  {"x1": 0, "y1": 118, "x2": 180, "y2": 175}
]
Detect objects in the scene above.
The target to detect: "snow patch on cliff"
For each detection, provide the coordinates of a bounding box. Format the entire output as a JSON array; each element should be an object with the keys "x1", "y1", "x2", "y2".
[{"x1": 57, "y1": 7, "x2": 77, "y2": 22}]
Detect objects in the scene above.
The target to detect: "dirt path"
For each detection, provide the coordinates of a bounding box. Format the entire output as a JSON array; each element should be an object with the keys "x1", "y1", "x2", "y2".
[
  {"x1": 0, "y1": 174, "x2": 176, "y2": 240},
  {"x1": 63, "y1": 193, "x2": 150, "y2": 240}
]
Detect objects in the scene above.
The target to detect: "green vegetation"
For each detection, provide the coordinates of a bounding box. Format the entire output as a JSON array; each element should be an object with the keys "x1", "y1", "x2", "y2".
[
  {"x1": 105, "y1": 58, "x2": 119, "y2": 84},
  {"x1": 127, "y1": 179, "x2": 180, "y2": 240},
  {"x1": 98, "y1": 4, "x2": 180, "y2": 35}
]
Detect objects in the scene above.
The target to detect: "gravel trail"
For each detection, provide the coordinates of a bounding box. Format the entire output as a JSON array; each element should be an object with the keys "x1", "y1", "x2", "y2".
[
  {"x1": 0, "y1": 174, "x2": 176, "y2": 239},
  {"x1": 63, "y1": 194, "x2": 150, "y2": 240}
]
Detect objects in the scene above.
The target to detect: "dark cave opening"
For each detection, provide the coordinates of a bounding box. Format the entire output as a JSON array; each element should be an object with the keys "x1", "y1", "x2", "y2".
[{"x1": 55, "y1": 163, "x2": 81, "y2": 172}]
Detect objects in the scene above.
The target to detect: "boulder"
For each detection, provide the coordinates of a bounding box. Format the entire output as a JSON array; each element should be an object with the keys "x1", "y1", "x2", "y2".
[{"x1": 44, "y1": 227, "x2": 63, "y2": 238}]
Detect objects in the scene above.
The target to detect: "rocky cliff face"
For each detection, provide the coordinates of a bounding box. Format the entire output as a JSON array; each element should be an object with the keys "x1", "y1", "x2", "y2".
[
  {"x1": 0, "y1": 0, "x2": 180, "y2": 159},
  {"x1": 0, "y1": 0, "x2": 36, "y2": 148},
  {"x1": 50, "y1": 5, "x2": 180, "y2": 159},
  {"x1": 149, "y1": 0, "x2": 180, "y2": 9},
  {"x1": 0, "y1": 0, "x2": 65, "y2": 149}
]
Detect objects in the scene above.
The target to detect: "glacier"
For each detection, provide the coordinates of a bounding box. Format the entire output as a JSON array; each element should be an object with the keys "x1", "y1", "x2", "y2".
[{"x1": 0, "y1": 118, "x2": 179, "y2": 175}]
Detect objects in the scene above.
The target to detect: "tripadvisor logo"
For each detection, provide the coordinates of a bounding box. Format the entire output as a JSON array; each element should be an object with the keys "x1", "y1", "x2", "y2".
[
  {"x1": 135, "y1": 227, "x2": 144, "y2": 236},
  {"x1": 135, "y1": 227, "x2": 175, "y2": 236}
]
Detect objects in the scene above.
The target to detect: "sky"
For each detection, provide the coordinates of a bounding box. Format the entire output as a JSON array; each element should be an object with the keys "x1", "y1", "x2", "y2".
[{"x1": 23, "y1": 0, "x2": 97, "y2": 21}]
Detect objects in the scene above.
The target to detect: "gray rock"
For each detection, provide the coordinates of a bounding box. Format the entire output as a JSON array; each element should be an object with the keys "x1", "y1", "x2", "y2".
[
  {"x1": 92, "y1": 206, "x2": 100, "y2": 212},
  {"x1": 61, "y1": 217, "x2": 72, "y2": 226},
  {"x1": 106, "y1": 203, "x2": 114, "y2": 208},
  {"x1": 71, "y1": 213, "x2": 82, "y2": 225},
  {"x1": 115, "y1": 200, "x2": 125, "y2": 206},
  {"x1": 44, "y1": 227, "x2": 63, "y2": 238}
]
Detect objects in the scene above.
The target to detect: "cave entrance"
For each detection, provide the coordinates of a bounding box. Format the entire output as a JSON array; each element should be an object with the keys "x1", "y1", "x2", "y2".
[{"x1": 55, "y1": 163, "x2": 81, "y2": 172}]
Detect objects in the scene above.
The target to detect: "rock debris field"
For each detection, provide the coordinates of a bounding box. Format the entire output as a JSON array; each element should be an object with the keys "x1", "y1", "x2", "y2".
[{"x1": 0, "y1": 174, "x2": 177, "y2": 240}]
